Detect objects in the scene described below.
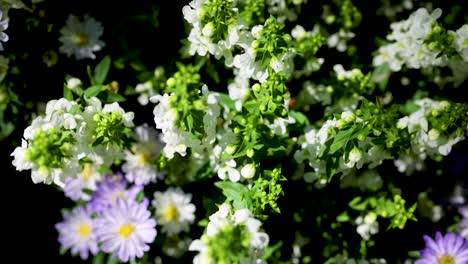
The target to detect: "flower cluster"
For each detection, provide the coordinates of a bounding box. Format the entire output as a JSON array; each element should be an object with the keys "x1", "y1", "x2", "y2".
[
  {"x1": 373, "y1": 7, "x2": 468, "y2": 86},
  {"x1": 4, "y1": 0, "x2": 468, "y2": 263},
  {"x1": 57, "y1": 174, "x2": 157, "y2": 262},
  {"x1": 189, "y1": 203, "x2": 269, "y2": 264}
]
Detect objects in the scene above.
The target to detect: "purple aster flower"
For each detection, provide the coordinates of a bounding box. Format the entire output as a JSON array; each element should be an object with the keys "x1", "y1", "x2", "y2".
[
  {"x1": 416, "y1": 231, "x2": 468, "y2": 264},
  {"x1": 0, "y1": 10, "x2": 9, "y2": 51},
  {"x1": 88, "y1": 173, "x2": 142, "y2": 213},
  {"x1": 55, "y1": 205, "x2": 99, "y2": 260},
  {"x1": 95, "y1": 198, "x2": 157, "y2": 262}
]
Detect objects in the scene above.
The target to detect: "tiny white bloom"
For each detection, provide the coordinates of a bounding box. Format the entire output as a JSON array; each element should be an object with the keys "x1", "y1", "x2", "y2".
[
  {"x1": 59, "y1": 15, "x2": 105, "y2": 60},
  {"x1": 152, "y1": 188, "x2": 196, "y2": 235}
]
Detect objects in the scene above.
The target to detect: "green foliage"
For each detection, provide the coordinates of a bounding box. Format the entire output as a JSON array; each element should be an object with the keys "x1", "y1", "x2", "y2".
[
  {"x1": 200, "y1": 0, "x2": 238, "y2": 43},
  {"x1": 253, "y1": 16, "x2": 292, "y2": 69},
  {"x1": 348, "y1": 194, "x2": 417, "y2": 230}
]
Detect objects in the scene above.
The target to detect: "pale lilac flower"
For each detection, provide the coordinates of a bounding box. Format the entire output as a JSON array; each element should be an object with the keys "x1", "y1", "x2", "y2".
[
  {"x1": 88, "y1": 173, "x2": 142, "y2": 213},
  {"x1": 95, "y1": 198, "x2": 157, "y2": 262},
  {"x1": 416, "y1": 232, "x2": 468, "y2": 264},
  {"x1": 55, "y1": 206, "x2": 99, "y2": 260}
]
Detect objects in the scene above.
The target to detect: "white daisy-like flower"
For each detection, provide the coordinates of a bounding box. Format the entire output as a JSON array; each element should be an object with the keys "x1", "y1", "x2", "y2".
[
  {"x1": 96, "y1": 199, "x2": 157, "y2": 262},
  {"x1": 55, "y1": 206, "x2": 99, "y2": 260},
  {"x1": 152, "y1": 187, "x2": 196, "y2": 235},
  {"x1": 123, "y1": 124, "x2": 163, "y2": 185},
  {"x1": 59, "y1": 14, "x2": 105, "y2": 60}
]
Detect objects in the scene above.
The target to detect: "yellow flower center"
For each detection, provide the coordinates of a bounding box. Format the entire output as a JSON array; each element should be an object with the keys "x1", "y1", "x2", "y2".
[
  {"x1": 137, "y1": 152, "x2": 151, "y2": 165},
  {"x1": 81, "y1": 164, "x2": 94, "y2": 181},
  {"x1": 162, "y1": 204, "x2": 179, "y2": 222},
  {"x1": 77, "y1": 223, "x2": 92, "y2": 237},
  {"x1": 74, "y1": 32, "x2": 90, "y2": 47},
  {"x1": 118, "y1": 224, "x2": 135, "y2": 238},
  {"x1": 439, "y1": 255, "x2": 455, "y2": 264}
]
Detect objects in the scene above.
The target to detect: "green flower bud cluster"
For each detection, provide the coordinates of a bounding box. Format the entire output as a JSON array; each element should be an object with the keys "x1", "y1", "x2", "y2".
[
  {"x1": 253, "y1": 16, "x2": 292, "y2": 69},
  {"x1": 92, "y1": 111, "x2": 133, "y2": 148},
  {"x1": 251, "y1": 72, "x2": 290, "y2": 117},
  {"x1": 337, "y1": 0, "x2": 361, "y2": 30},
  {"x1": 329, "y1": 68, "x2": 372, "y2": 108},
  {"x1": 352, "y1": 100, "x2": 410, "y2": 155},
  {"x1": 294, "y1": 32, "x2": 326, "y2": 58},
  {"x1": 424, "y1": 23, "x2": 458, "y2": 58},
  {"x1": 200, "y1": 0, "x2": 238, "y2": 43},
  {"x1": 240, "y1": 0, "x2": 266, "y2": 25},
  {"x1": 315, "y1": 100, "x2": 410, "y2": 178},
  {"x1": 251, "y1": 167, "x2": 286, "y2": 216},
  {"x1": 426, "y1": 101, "x2": 468, "y2": 137},
  {"x1": 165, "y1": 63, "x2": 206, "y2": 136},
  {"x1": 25, "y1": 128, "x2": 75, "y2": 174},
  {"x1": 348, "y1": 194, "x2": 417, "y2": 230},
  {"x1": 205, "y1": 224, "x2": 251, "y2": 263}
]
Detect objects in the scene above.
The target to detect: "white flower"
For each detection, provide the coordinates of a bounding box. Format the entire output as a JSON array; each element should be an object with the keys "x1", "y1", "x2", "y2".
[
  {"x1": 291, "y1": 25, "x2": 306, "y2": 40},
  {"x1": 152, "y1": 188, "x2": 196, "y2": 235},
  {"x1": 135, "y1": 81, "x2": 153, "y2": 105},
  {"x1": 0, "y1": 10, "x2": 9, "y2": 51},
  {"x1": 11, "y1": 139, "x2": 32, "y2": 171},
  {"x1": 59, "y1": 15, "x2": 105, "y2": 60},
  {"x1": 355, "y1": 213, "x2": 379, "y2": 240},
  {"x1": 455, "y1": 25, "x2": 468, "y2": 61},
  {"x1": 217, "y1": 159, "x2": 241, "y2": 182},
  {"x1": 123, "y1": 124, "x2": 163, "y2": 185},
  {"x1": 182, "y1": 0, "x2": 205, "y2": 27},
  {"x1": 152, "y1": 93, "x2": 202, "y2": 158},
  {"x1": 228, "y1": 72, "x2": 250, "y2": 110}
]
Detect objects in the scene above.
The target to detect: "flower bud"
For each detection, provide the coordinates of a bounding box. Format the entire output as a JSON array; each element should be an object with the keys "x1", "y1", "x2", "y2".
[{"x1": 241, "y1": 163, "x2": 256, "y2": 179}]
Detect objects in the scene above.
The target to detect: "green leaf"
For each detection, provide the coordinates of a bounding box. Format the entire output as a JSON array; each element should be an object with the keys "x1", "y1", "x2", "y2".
[
  {"x1": 92, "y1": 253, "x2": 105, "y2": 264},
  {"x1": 106, "y1": 255, "x2": 120, "y2": 264},
  {"x1": 94, "y1": 56, "x2": 111, "y2": 84},
  {"x1": 336, "y1": 211, "x2": 350, "y2": 222},
  {"x1": 262, "y1": 241, "x2": 283, "y2": 261},
  {"x1": 136, "y1": 191, "x2": 145, "y2": 203},
  {"x1": 289, "y1": 110, "x2": 310, "y2": 126},
  {"x1": 106, "y1": 92, "x2": 127, "y2": 103},
  {"x1": 349, "y1": 196, "x2": 368, "y2": 211},
  {"x1": 408, "y1": 250, "x2": 421, "y2": 258},
  {"x1": 218, "y1": 93, "x2": 236, "y2": 110},
  {"x1": 63, "y1": 86, "x2": 73, "y2": 100},
  {"x1": 329, "y1": 128, "x2": 354, "y2": 155},
  {"x1": 215, "y1": 181, "x2": 252, "y2": 210},
  {"x1": 85, "y1": 85, "x2": 104, "y2": 98}
]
